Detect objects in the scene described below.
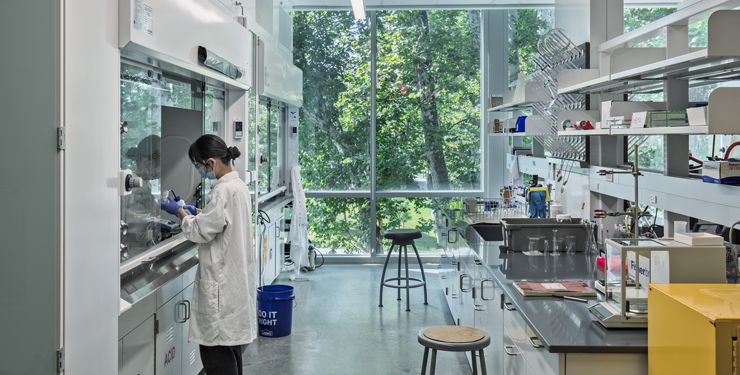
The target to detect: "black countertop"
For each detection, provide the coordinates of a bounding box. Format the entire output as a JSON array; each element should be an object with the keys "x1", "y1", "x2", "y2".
[{"x1": 453, "y1": 216, "x2": 648, "y2": 354}]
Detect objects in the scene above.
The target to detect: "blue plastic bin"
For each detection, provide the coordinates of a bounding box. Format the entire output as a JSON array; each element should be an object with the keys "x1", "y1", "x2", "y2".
[{"x1": 257, "y1": 285, "x2": 295, "y2": 337}]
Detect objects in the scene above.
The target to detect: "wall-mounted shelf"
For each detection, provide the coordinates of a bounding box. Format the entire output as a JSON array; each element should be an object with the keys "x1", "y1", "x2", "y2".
[
  {"x1": 489, "y1": 132, "x2": 528, "y2": 137},
  {"x1": 557, "y1": 129, "x2": 611, "y2": 136},
  {"x1": 610, "y1": 126, "x2": 709, "y2": 135},
  {"x1": 486, "y1": 99, "x2": 533, "y2": 112},
  {"x1": 559, "y1": 9, "x2": 740, "y2": 96}
]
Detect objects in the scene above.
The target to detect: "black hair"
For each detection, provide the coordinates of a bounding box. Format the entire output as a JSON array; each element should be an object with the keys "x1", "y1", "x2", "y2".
[{"x1": 188, "y1": 134, "x2": 241, "y2": 166}]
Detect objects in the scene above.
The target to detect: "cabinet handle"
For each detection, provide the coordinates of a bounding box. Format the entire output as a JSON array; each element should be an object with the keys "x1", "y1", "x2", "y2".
[
  {"x1": 440, "y1": 276, "x2": 447, "y2": 279},
  {"x1": 528, "y1": 337, "x2": 544, "y2": 348},
  {"x1": 451, "y1": 294, "x2": 458, "y2": 299},
  {"x1": 472, "y1": 286, "x2": 476, "y2": 300},
  {"x1": 474, "y1": 259, "x2": 483, "y2": 266},
  {"x1": 176, "y1": 302, "x2": 187, "y2": 323},
  {"x1": 448, "y1": 228, "x2": 458, "y2": 243},
  {"x1": 183, "y1": 300, "x2": 190, "y2": 321},
  {"x1": 275, "y1": 225, "x2": 280, "y2": 238},
  {"x1": 481, "y1": 279, "x2": 495, "y2": 301},
  {"x1": 504, "y1": 345, "x2": 522, "y2": 356},
  {"x1": 504, "y1": 301, "x2": 516, "y2": 311},
  {"x1": 440, "y1": 254, "x2": 448, "y2": 258},
  {"x1": 451, "y1": 260, "x2": 458, "y2": 265},
  {"x1": 474, "y1": 304, "x2": 486, "y2": 311},
  {"x1": 460, "y1": 274, "x2": 472, "y2": 292}
]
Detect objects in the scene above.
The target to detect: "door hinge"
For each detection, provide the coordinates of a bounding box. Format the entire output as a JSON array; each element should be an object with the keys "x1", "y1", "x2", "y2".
[
  {"x1": 57, "y1": 347, "x2": 64, "y2": 373},
  {"x1": 57, "y1": 127, "x2": 66, "y2": 150},
  {"x1": 500, "y1": 293, "x2": 504, "y2": 310}
]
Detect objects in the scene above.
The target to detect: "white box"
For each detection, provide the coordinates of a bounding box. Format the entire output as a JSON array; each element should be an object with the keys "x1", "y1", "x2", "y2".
[
  {"x1": 687, "y1": 106, "x2": 708, "y2": 126},
  {"x1": 674, "y1": 232, "x2": 724, "y2": 246},
  {"x1": 702, "y1": 160, "x2": 740, "y2": 184}
]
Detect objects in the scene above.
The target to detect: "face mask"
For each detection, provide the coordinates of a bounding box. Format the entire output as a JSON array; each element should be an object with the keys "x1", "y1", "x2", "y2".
[{"x1": 196, "y1": 161, "x2": 217, "y2": 180}]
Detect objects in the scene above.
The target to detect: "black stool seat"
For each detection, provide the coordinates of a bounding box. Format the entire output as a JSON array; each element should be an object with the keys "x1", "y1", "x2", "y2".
[
  {"x1": 384, "y1": 229, "x2": 422, "y2": 241},
  {"x1": 418, "y1": 326, "x2": 491, "y2": 375},
  {"x1": 379, "y1": 228, "x2": 428, "y2": 311}
]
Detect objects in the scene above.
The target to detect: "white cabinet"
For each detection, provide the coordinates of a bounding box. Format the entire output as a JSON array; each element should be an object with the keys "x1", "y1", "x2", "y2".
[
  {"x1": 181, "y1": 282, "x2": 202, "y2": 375},
  {"x1": 121, "y1": 315, "x2": 155, "y2": 375},
  {"x1": 474, "y1": 267, "x2": 503, "y2": 375},
  {"x1": 156, "y1": 294, "x2": 184, "y2": 375}
]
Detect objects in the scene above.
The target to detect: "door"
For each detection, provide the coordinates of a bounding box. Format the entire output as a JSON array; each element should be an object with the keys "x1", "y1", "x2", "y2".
[
  {"x1": 181, "y1": 282, "x2": 203, "y2": 375},
  {"x1": 121, "y1": 315, "x2": 155, "y2": 375},
  {"x1": 156, "y1": 292, "x2": 183, "y2": 375}
]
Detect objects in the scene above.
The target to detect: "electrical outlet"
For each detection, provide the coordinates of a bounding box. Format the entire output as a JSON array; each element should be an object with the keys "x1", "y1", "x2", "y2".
[
  {"x1": 649, "y1": 195, "x2": 658, "y2": 204},
  {"x1": 593, "y1": 182, "x2": 600, "y2": 190},
  {"x1": 605, "y1": 174, "x2": 614, "y2": 182}
]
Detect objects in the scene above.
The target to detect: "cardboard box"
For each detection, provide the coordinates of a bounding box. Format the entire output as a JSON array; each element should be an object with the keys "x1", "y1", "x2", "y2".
[{"x1": 702, "y1": 160, "x2": 740, "y2": 184}]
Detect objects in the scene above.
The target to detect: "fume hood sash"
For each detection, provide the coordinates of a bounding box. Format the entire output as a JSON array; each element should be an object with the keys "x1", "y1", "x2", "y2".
[{"x1": 257, "y1": 41, "x2": 303, "y2": 107}]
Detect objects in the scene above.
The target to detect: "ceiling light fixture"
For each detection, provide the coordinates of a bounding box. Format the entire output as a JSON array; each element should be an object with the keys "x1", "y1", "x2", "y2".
[{"x1": 350, "y1": 0, "x2": 366, "y2": 20}]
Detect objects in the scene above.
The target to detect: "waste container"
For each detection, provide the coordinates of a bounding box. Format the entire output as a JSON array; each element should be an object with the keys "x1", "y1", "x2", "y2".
[{"x1": 257, "y1": 285, "x2": 295, "y2": 337}]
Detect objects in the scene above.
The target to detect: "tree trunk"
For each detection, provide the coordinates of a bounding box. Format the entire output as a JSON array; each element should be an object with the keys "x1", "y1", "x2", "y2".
[{"x1": 416, "y1": 11, "x2": 450, "y2": 191}]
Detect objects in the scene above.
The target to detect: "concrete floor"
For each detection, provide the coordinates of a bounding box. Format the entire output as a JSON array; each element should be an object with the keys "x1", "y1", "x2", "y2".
[{"x1": 243, "y1": 264, "x2": 472, "y2": 375}]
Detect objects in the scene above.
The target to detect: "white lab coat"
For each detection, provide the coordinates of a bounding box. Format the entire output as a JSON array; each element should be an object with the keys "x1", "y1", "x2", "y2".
[
  {"x1": 289, "y1": 166, "x2": 308, "y2": 280},
  {"x1": 181, "y1": 171, "x2": 257, "y2": 346}
]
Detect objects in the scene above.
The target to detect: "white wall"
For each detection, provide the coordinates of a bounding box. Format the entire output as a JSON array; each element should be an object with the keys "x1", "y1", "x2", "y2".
[
  {"x1": 64, "y1": 0, "x2": 121, "y2": 373},
  {"x1": 549, "y1": 169, "x2": 591, "y2": 220}
]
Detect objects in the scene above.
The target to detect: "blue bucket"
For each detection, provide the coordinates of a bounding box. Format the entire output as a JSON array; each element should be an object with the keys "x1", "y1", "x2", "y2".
[{"x1": 257, "y1": 285, "x2": 295, "y2": 337}]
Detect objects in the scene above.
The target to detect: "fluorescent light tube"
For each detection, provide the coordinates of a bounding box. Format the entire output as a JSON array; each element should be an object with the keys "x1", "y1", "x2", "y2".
[{"x1": 350, "y1": 0, "x2": 366, "y2": 20}]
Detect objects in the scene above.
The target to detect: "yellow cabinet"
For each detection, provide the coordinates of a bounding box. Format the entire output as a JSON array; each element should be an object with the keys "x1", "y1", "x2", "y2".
[{"x1": 649, "y1": 284, "x2": 740, "y2": 375}]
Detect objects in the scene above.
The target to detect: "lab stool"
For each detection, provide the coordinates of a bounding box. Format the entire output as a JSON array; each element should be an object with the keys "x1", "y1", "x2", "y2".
[
  {"x1": 378, "y1": 229, "x2": 428, "y2": 311},
  {"x1": 418, "y1": 326, "x2": 491, "y2": 375}
]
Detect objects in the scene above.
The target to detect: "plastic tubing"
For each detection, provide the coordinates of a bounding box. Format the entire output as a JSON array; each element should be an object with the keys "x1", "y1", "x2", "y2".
[
  {"x1": 724, "y1": 141, "x2": 740, "y2": 161},
  {"x1": 689, "y1": 156, "x2": 704, "y2": 165}
]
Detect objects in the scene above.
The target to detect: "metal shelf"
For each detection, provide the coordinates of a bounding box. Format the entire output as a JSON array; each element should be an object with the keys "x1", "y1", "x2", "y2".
[{"x1": 558, "y1": 75, "x2": 611, "y2": 95}]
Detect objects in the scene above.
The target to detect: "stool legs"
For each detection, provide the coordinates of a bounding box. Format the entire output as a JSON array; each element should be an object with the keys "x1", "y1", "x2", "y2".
[
  {"x1": 378, "y1": 244, "x2": 395, "y2": 307},
  {"x1": 420, "y1": 347, "x2": 429, "y2": 375},
  {"x1": 405, "y1": 245, "x2": 410, "y2": 311},
  {"x1": 471, "y1": 351, "x2": 478, "y2": 375},
  {"x1": 397, "y1": 245, "x2": 403, "y2": 301},
  {"x1": 429, "y1": 349, "x2": 437, "y2": 375},
  {"x1": 479, "y1": 349, "x2": 487, "y2": 375},
  {"x1": 411, "y1": 242, "x2": 428, "y2": 305}
]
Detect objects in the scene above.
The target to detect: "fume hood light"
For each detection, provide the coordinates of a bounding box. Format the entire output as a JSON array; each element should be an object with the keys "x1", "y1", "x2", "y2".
[{"x1": 351, "y1": 0, "x2": 366, "y2": 20}]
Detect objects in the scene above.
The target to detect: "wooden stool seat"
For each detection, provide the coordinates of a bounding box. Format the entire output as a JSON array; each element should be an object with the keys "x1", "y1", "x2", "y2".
[{"x1": 418, "y1": 326, "x2": 491, "y2": 375}]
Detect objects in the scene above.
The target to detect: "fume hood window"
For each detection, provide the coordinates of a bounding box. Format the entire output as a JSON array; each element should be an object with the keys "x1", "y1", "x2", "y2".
[
  {"x1": 119, "y1": 61, "x2": 209, "y2": 262},
  {"x1": 256, "y1": 98, "x2": 284, "y2": 194},
  {"x1": 120, "y1": 62, "x2": 165, "y2": 261}
]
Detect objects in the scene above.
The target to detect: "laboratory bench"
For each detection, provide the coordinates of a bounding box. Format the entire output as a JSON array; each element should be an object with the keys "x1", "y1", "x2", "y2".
[{"x1": 436, "y1": 208, "x2": 648, "y2": 375}]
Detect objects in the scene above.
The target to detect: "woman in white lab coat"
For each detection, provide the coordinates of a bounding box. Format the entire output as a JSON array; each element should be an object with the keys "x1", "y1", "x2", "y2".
[{"x1": 160, "y1": 134, "x2": 255, "y2": 375}]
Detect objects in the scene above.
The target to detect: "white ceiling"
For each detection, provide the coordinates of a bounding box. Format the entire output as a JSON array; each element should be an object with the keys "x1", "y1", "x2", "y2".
[{"x1": 287, "y1": 0, "x2": 680, "y2": 10}]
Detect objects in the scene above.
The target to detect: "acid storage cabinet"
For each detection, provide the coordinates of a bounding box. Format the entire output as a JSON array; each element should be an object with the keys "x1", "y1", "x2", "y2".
[{"x1": 648, "y1": 284, "x2": 740, "y2": 375}]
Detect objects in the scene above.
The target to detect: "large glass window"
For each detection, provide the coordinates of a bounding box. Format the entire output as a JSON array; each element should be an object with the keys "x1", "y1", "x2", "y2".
[
  {"x1": 293, "y1": 11, "x2": 371, "y2": 192},
  {"x1": 376, "y1": 10, "x2": 482, "y2": 191},
  {"x1": 294, "y1": 10, "x2": 483, "y2": 256},
  {"x1": 307, "y1": 198, "x2": 371, "y2": 254}
]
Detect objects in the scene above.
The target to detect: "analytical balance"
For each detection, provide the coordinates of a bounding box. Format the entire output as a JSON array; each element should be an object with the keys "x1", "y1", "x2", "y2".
[{"x1": 589, "y1": 238, "x2": 726, "y2": 328}]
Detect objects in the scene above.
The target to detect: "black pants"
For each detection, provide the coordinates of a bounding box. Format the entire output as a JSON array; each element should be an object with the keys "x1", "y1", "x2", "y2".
[{"x1": 199, "y1": 344, "x2": 245, "y2": 375}]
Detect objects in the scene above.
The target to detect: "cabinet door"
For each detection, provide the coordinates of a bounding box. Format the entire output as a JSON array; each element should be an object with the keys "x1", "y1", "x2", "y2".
[
  {"x1": 121, "y1": 315, "x2": 155, "y2": 375},
  {"x1": 181, "y1": 283, "x2": 203, "y2": 375},
  {"x1": 156, "y1": 292, "x2": 183, "y2": 375},
  {"x1": 475, "y1": 267, "x2": 503, "y2": 375}
]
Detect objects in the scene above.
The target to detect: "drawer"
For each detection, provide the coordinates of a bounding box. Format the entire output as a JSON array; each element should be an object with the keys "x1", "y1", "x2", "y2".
[
  {"x1": 503, "y1": 327, "x2": 526, "y2": 375},
  {"x1": 503, "y1": 297, "x2": 527, "y2": 353},
  {"x1": 522, "y1": 325, "x2": 559, "y2": 375}
]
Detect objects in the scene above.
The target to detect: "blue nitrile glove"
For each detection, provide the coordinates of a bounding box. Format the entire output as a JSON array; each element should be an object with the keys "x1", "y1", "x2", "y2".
[
  {"x1": 160, "y1": 197, "x2": 181, "y2": 216},
  {"x1": 183, "y1": 205, "x2": 198, "y2": 216}
]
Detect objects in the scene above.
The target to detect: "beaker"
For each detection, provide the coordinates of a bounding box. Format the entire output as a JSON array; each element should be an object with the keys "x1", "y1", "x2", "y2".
[
  {"x1": 565, "y1": 235, "x2": 576, "y2": 254},
  {"x1": 552, "y1": 238, "x2": 564, "y2": 256},
  {"x1": 526, "y1": 236, "x2": 543, "y2": 255}
]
